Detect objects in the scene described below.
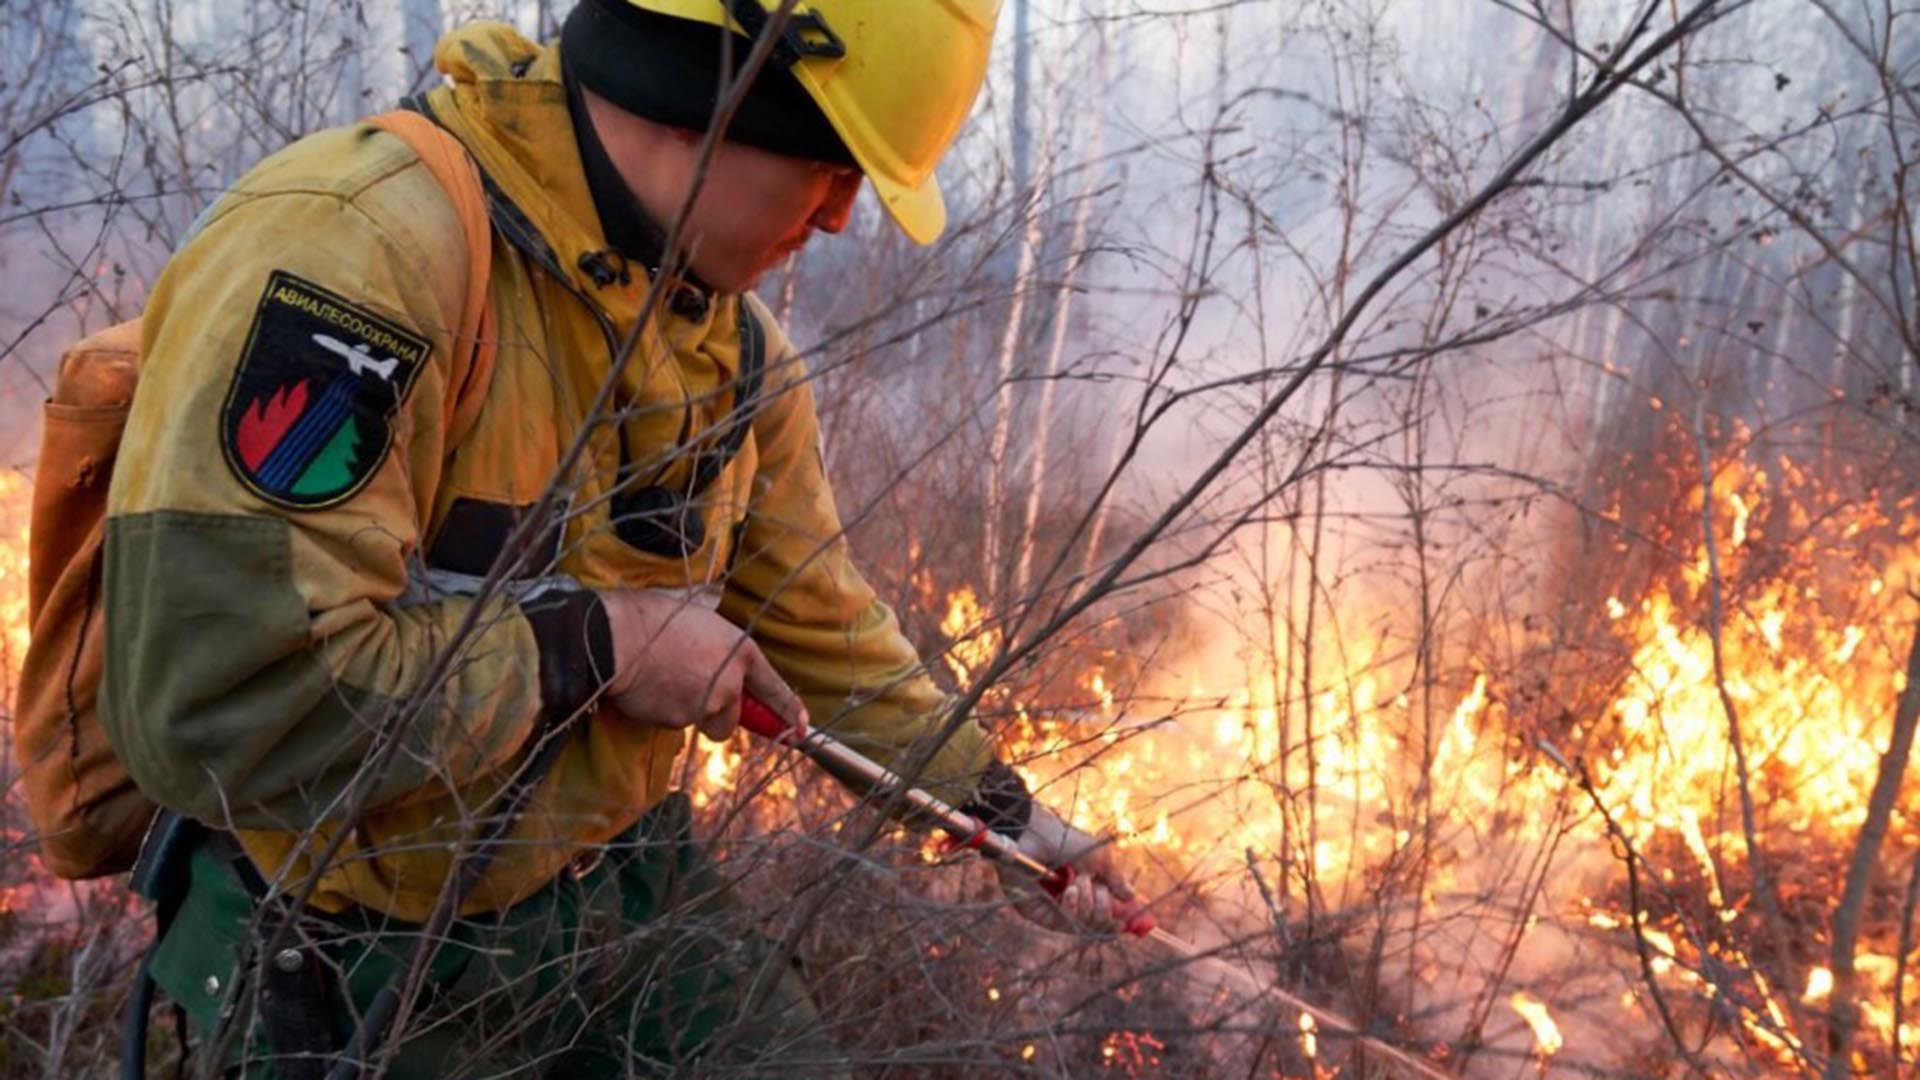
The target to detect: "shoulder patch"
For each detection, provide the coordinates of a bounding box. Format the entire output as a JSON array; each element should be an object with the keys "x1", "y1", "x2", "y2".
[{"x1": 220, "y1": 271, "x2": 430, "y2": 510}]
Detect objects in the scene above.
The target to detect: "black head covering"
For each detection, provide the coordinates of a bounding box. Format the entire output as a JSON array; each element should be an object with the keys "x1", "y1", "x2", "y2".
[{"x1": 561, "y1": 0, "x2": 856, "y2": 168}]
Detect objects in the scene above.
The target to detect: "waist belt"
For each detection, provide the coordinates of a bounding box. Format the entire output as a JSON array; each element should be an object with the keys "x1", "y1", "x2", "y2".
[
  {"x1": 124, "y1": 715, "x2": 576, "y2": 1080},
  {"x1": 122, "y1": 816, "x2": 337, "y2": 1080},
  {"x1": 204, "y1": 830, "x2": 341, "y2": 1080}
]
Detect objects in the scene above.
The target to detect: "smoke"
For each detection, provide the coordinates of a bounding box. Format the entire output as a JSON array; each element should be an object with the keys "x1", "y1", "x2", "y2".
[{"x1": 2, "y1": 0, "x2": 1916, "y2": 1074}]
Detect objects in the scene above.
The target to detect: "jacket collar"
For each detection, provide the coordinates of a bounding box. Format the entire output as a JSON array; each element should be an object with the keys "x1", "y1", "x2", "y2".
[
  {"x1": 423, "y1": 22, "x2": 715, "y2": 324},
  {"x1": 566, "y1": 64, "x2": 668, "y2": 283}
]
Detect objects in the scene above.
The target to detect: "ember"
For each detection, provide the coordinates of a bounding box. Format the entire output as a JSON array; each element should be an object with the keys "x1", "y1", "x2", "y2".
[
  {"x1": 1099, "y1": 1029, "x2": 1164, "y2": 1073},
  {"x1": 1508, "y1": 991, "x2": 1563, "y2": 1058}
]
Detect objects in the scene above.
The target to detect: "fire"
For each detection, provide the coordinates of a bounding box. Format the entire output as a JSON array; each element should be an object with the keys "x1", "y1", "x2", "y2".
[
  {"x1": 2, "y1": 470, "x2": 54, "y2": 919},
  {"x1": 939, "y1": 585, "x2": 1001, "y2": 682},
  {"x1": 1590, "y1": 571, "x2": 1903, "y2": 845},
  {"x1": 1547, "y1": 459, "x2": 1919, "y2": 1063},
  {"x1": 967, "y1": 452, "x2": 1918, "y2": 1071},
  {"x1": 689, "y1": 730, "x2": 740, "y2": 810},
  {"x1": 3, "y1": 417, "x2": 1917, "y2": 1076},
  {"x1": 0, "y1": 470, "x2": 28, "y2": 674},
  {"x1": 1098, "y1": 1029, "x2": 1164, "y2": 1073},
  {"x1": 1509, "y1": 991, "x2": 1563, "y2": 1057}
]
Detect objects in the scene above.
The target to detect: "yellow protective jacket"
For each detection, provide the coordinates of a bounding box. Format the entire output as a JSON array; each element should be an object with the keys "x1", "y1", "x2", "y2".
[{"x1": 101, "y1": 23, "x2": 994, "y2": 920}]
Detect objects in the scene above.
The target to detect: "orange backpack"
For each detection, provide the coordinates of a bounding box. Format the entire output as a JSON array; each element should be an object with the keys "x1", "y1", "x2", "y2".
[{"x1": 14, "y1": 110, "x2": 498, "y2": 879}]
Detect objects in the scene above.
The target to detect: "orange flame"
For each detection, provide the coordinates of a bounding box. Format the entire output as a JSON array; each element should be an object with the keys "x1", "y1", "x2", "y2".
[
  {"x1": 5, "y1": 436, "x2": 1918, "y2": 1075},
  {"x1": 939, "y1": 586, "x2": 1000, "y2": 683},
  {"x1": 1510, "y1": 991, "x2": 1563, "y2": 1057},
  {"x1": 1, "y1": 471, "x2": 28, "y2": 672}
]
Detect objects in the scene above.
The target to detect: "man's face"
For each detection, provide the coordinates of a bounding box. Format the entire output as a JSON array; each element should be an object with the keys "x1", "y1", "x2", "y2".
[
  {"x1": 583, "y1": 91, "x2": 864, "y2": 295},
  {"x1": 676, "y1": 136, "x2": 863, "y2": 292}
]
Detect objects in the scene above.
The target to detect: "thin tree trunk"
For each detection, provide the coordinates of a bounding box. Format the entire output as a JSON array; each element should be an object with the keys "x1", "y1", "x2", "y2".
[
  {"x1": 362, "y1": 0, "x2": 401, "y2": 111},
  {"x1": 404, "y1": 0, "x2": 443, "y2": 93},
  {"x1": 983, "y1": 192, "x2": 1044, "y2": 599},
  {"x1": 1077, "y1": 419, "x2": 1126, "y2": 585},
  {"x1": 1693, "y1": 402, "x2": 1805, "y2": 1043},
  {"x1": 1891, "y1": 849, "x2": 1920, "y2": 1072},
  {"x1": 1011, "y1": 0, "x2": 1031, "y2": 198},
  {"x1": 777, "y1": 247, "x2": 803, "y2": 326},
  {"x1": 1828, "y1": 165, "x2": 1870, "y2": 393},
  {"x1": 1824, "y1": 620, "x2": 1920, "y2": 1078},
  {"x1": 1012, "y1": 21, "x2": 1106, "y2": 601}
]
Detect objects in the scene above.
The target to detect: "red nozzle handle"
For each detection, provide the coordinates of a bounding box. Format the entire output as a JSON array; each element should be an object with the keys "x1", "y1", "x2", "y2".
[
  {"x1": 1039, "y1": 862, "x2": 1074, "y2": 898},
  {"x1": 1113, "y1": 898, "x2": 1158, "y2": 936},
  {"x1": 743, "y1": 695, "x2": 1156, "y2": 937},
  {"x1": 1037, "y1": 863, "x2": 1157, "y2": 936},
  {"x1": 738, "y1": 694, "x2": 794, "y2": 742}
]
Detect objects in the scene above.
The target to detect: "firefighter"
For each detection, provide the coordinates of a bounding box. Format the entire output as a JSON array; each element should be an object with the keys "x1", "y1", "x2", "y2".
[{"x1": 100, "y1": 0, "x2": 1134, "y2": 1075}]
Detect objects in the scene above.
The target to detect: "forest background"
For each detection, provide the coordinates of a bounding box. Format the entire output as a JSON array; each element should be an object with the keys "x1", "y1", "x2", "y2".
[{"x1": 2, "y1": 0, "x2": 1918, "y2": 1076}]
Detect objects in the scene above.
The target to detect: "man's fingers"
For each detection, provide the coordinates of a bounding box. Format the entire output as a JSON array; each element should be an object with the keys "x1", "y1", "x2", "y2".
[
  {"x1": 689, "y1": 640, "x2": 808, "y2": 745},
  {"x1": 697, "y1": 686, "x2": 741, "y2": 742},
  {"x1": 1089, "y1": 849, "x2": 1136, "y2": 902},
  {"x1": 742, "y1": 644, "x2": 809, "y2": 737},
  {"x1": 1090, "y1": 882, "x2": 1116, "y2": 927},
  {"x1": 1065, "y1": 876, "x2": 1094, "y2": 922},
  {"x1": 1068, "y1": 830, "x2": 1137, "y2": 903}
]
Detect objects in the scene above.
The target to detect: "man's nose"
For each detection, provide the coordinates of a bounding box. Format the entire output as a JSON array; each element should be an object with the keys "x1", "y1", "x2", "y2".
[{"x1": 809, "y1": 173, "x2": 862, "y2": 235}]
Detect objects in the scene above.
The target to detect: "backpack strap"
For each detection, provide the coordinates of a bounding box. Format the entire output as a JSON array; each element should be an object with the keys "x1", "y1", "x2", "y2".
[
  {"x1": 364, "y1": 109, "x2": 496, "y2": 454},
  {"x1": 608, "y1": 302, "x2": 769, "y2": 558}
]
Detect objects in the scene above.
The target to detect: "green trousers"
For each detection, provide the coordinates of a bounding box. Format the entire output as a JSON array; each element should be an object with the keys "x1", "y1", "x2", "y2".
[{"x1": 149, "y1": 795, "x2": 843, "y2": 1078}]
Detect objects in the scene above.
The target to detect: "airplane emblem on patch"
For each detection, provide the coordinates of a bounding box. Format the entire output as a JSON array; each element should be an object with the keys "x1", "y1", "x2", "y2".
[{"x1": 220, "y1": 271, "x2": 430, "y2": 510}]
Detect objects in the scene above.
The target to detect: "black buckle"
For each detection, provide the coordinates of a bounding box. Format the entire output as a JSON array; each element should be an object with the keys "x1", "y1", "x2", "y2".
[
  {"x1": 727, "y1": 0, "x2": 847, "y2": 67},
  {"x1": 611, "y1": 483, "x2": 709, "y2": 558}
]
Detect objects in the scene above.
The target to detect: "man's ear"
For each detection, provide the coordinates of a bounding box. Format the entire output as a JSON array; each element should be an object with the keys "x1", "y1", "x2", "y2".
[{"x1": 666, "y1": 125, "x2": 706, "y2": 148}]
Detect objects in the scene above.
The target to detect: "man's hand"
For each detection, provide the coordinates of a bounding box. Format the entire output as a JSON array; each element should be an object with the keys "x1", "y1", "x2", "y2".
[
  {"x1": 596, "y1": 589, "x2": 809, "y2": 742},
  {"x1": 997, "y1": 803, "x2": 1138, "y2": 934}
]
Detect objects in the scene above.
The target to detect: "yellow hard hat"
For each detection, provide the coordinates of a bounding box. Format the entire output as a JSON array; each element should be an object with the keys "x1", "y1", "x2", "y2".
[{"x1": 623, "y1": 0, "x2": 1002, "y2": 244}]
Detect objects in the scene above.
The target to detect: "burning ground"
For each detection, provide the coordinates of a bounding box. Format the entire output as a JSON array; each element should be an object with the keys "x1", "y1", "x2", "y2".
[
  {"x1": 662, "y1": 407, "x2": 1920, "y2": 1076},
  {"x1": 4, "y1": 413, "x2": 1920, "y2": 1076}
]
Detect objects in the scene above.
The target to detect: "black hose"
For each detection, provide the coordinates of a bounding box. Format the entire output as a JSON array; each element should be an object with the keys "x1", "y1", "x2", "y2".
[
  {"x1": 120, "y1": 954, "x2": 157, "y2": 1080},
  {"x1": 324, "y1": 982, "x2": 399, "y2": 1080}
]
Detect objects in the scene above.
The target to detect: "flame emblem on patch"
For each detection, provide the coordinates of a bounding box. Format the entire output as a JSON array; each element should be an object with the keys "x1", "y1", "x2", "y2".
[
  {"x1": 234, "y1": 380, "x2": 310, "y2": 472},
  {"x1": 219, "y1": 271, "x2": 428, "y2": 510}
]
